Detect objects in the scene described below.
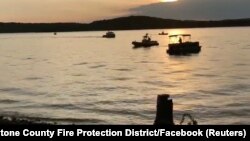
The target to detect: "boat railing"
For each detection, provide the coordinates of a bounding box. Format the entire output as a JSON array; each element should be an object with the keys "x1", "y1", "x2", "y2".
[{"x1": 169, "y1": 34, "x2": 192, "y2": 44}]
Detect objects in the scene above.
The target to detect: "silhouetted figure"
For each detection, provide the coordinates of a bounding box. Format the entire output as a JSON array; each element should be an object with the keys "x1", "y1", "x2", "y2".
[
  {"x1": 143, "y1": 33, "x2": 150, "y2": 41},
  {"x1": 179, "y1": 37, "x2": 182, "y2": 43}
]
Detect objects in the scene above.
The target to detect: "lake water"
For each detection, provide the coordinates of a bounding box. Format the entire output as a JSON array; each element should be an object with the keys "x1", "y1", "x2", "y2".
[{"x1": 0, "y1": 27, "x2": 250, "y2": 125}]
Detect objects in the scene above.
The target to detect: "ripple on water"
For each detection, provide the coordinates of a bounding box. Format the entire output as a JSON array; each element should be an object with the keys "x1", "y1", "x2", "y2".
[
  {"x1": 138, "y1": 80, "x2": 175, "y2": 88},
  {"x1": 216, "y1": 109, "x2": 248, "y2": 117},
  {"x1": 71, "y1": 74, "x2": 86, "y2": 77},
  {"x1": 25, "y1": 77, "x2": 43, "y2": 80},
  {"x1": 0, "y1": 99, "x2": 19, "y2": 104},
  {"x1": 198, "y1": 89, "x2": 234, "y2": 96},
  {"x1": 0, "y1": 87, "x2": 47, "y2": 96},
  {"x1": 23, "y1": 57, "x2": 34, "y2": 60},
  {"x1": 97, "y1": 86, "x2": 134, "y2": 91},
  {"x1": 97, "y1": 99, "x2": 147, "y2": 105},
  {"x1": 136, "y1": 61, "x2": 149, "y2": 64},
  {"x1": 208, "y1": 46, "x2": 218, "y2": 48},
  {"x1": 209, "y1": 59, "x2": 220, "y2": 62},
  {"x1": 193, "y1": 73, "x2": 218, "y2": 77},
  {"x1": 241, "y1": 47, "x2": 250, "y2": 50},
  {"x1": 73, "y1": 62, "x2": 88, "y2": 66},
  {"x1": 38, "y1": 103, "x2": 82, "y2": 110},
  {"x1": 109, "y1": 77, "x2": 134, "y2": 81},
  {"x1": 233, "y1": 63, "x2": 248, "y2": 66},
  {"x1": 136, "y1": 61, "x2": 165, "y2": 64},
  {"x1": 163, "y1": 69, "x2": 193, "y2": 75},
  {"x1": 113, "y1": 68, "x2": 133, "y2": 72},
  {"x1": 228, "y1": 84, "x2": 250, "y2": 91},
  {"x1": 0, "y1": 88, "x2": 22, "y2": 92},
  {"x1": 85, "y1": 108, "x2": 148, "y2": 119},
  {"x1": 89, "y1": 65, "x2": 106, "y2": 69}
]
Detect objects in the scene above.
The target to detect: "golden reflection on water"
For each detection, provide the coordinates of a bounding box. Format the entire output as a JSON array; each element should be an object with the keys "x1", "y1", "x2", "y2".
[
  {"x1": 168, "y1": 29, "x2": 186, "y2": 36},
  {"x1": 164, "y1": 58, "x2": 196, "y2": 92}
]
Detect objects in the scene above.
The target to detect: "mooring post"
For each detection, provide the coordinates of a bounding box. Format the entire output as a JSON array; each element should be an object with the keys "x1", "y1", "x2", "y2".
[{"x1": 154, "y1": 94, "x2": 174, "y2": 125}]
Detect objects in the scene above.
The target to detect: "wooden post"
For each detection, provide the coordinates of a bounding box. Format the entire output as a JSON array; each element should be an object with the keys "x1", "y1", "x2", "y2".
[{"x1": 154, "y1": 94, "x2": 174, "y2": 125}]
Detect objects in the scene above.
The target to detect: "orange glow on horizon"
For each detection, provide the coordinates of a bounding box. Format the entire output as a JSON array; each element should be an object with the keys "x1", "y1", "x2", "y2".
[{"x1": 160, "y1": 0, "x2": 178, "y2": 2}]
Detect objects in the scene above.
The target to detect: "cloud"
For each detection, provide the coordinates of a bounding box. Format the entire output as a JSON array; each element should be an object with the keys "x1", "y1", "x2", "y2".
[
  {"x1": 0, "y1": 0, "x2": 143, "y2": 23},
  {"x1": 131, "y1": 0, "x2": 250, "y2": 20}
]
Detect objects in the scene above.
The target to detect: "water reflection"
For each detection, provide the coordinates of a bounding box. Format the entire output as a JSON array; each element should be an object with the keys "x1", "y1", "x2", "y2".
[{"x1": 0, "y1": 27, "x2": 250, "y2": 124}]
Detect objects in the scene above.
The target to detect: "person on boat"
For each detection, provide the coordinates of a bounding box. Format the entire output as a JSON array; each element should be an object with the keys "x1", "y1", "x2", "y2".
[
  {"x1": 179, "y1": 37, "x2": 182, "y2": 44},
  {"x1": 143, "y1": 33, "x2": 150, "y2": 42}
]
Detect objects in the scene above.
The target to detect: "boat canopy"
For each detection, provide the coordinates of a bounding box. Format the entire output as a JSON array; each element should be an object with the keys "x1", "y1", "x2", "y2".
[
  {"x1": 169, "y1": 34, "x2": 192, "y2": 44},
  {"x1": 169, "y1": 34, "x2": 191, "y2": 38}
]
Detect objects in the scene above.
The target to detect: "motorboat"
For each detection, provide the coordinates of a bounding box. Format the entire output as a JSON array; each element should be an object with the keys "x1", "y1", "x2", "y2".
[
  {"x1": 132, "y1": 34, "x2": 159, "y2": 48},
  {"x1": 103, "y1": 31, "x2": 115, "y2": 38},
  {"x1": 167, "y1": 34, "x2": 201, "y2": 55},
  {"x1": 159, "y1": 31, "x2": 168, "y2": 35}
]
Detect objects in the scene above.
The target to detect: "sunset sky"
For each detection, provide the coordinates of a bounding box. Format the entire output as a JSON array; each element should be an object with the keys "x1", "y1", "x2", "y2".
[
  {"x1": 0, "y1": 0, "x2": 156, "y2": 23},
  {"x1": 0, "y1": 0, "x2": 249, "y2": 23}
]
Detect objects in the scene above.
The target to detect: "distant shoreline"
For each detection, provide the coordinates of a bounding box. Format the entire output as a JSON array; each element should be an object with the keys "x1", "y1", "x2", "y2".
[{"x1": 1, "y1": 16, "x2": 250, "y2": 33}]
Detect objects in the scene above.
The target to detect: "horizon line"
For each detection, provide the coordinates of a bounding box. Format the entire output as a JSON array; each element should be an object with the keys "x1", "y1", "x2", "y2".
[{"x1": 1, "y1": 15, "x2": 250, "y2": 24}]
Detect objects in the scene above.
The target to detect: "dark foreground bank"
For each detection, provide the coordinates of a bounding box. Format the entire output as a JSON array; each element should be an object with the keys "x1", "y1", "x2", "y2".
[{"x1": 0, "y1": 116, "x2": 50, "y2": 125}]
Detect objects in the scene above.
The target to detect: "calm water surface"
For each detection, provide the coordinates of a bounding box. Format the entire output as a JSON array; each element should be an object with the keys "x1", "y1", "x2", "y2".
[{"x1": 0, "y1": 27, "x2": 250, "y2": 124}]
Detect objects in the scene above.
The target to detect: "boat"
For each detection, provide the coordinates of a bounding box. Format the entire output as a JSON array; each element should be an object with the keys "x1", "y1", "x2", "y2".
[
  {"x1": 167, "y1": 34, "x2": 201, "y2": 55},
  {"x1": 132, "y1": 34, "x2": 159, "y2": 48},
  {"x1": 103, "y1": 31, "x2": 115, "y2": 38},
  {"x1": 159, "y1": 31, "x2": 168, "y2": 35}
]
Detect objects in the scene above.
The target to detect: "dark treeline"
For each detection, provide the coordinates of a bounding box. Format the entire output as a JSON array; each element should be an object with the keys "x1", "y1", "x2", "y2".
[{"x1": 1, "y1": 16, "x2": 250, "y2": 33}]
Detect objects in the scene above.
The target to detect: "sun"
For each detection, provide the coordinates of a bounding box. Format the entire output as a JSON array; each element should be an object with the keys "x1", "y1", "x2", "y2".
[{"x1": 160, "y1": 0, "x2": 178, "y2": 2}]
